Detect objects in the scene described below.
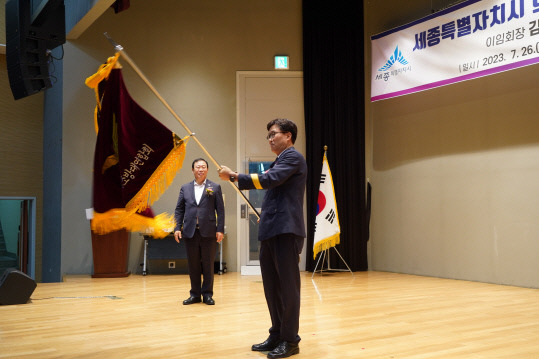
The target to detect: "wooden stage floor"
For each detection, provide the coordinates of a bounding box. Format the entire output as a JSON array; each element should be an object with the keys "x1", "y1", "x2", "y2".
[{"x1": 1, "y1": 271, "x2": 538, "y2": 358}]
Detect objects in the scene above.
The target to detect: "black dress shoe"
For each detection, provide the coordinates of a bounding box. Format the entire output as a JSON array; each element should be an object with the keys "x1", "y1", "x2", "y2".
[
  {"x1": 182, "y1": 296, "x2": 201, "y2": 305},
  {"x1": 203, "y1": 296, "x2": 215, "y2": 305},
  {"x1": 251, "y1": 336, "x2": 280, "y2": 352},
  {"x1": 267, "y1": 341, "x2": 299, "y2": 358}
]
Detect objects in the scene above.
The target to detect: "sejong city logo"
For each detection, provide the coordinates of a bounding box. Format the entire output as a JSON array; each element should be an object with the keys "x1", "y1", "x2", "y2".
[{"x1": 375, "y1": 45, "x2": 412, "y2": 82}]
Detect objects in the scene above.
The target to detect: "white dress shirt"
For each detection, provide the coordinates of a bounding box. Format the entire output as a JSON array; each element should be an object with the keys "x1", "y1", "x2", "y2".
[{"x1": 194, "y1": 180, "x2": 206, "y2": 205}]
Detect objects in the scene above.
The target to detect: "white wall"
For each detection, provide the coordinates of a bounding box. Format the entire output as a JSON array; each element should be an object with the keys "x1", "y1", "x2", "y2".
[
  {"x1": 365, "y1": 1, "x2": 539, "y2": 288},
  {"x1": 61, "y1": 0, "x2": 302, "y2": 274}
]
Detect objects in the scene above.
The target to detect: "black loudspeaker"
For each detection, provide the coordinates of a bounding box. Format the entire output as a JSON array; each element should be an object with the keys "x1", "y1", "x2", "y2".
[
  {"x1": 5, "y1": 0, "x2": 65, "y2": 100},
  {"x1": 0, "y1": 268, "x2": 37, "y2": 305}
]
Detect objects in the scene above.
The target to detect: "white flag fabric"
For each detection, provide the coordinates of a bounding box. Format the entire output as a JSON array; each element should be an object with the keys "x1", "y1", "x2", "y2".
[{"x1": 313, "y1": 154, "x2": 340, "y2": 259}]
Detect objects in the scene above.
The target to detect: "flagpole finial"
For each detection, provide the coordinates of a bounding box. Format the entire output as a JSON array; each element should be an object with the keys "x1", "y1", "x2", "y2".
[
  {"x1": 324, "y1": 145, "x2": 327, "y2": 151},
  {"x1": 104, "y1": 32, "x2": 123, "y2": 51}
]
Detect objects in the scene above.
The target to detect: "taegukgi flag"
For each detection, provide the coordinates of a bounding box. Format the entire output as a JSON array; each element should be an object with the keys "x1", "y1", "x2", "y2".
[{"x1": 313, "y1": 153, "x2": 340, "y2": 259}]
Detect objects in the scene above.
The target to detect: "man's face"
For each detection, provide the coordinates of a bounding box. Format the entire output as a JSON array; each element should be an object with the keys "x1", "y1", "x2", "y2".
[
  {"x1": 192, "y1": 160, "x2": 208, "y2": 183},
  {"x1": 267, "y1": 124, "x2": 290, "y2": 155}
]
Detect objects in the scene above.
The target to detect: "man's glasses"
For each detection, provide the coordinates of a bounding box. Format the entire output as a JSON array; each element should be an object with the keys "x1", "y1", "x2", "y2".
[{"x1": 266, "y1": 131, "x2": 286, "y2": 140}]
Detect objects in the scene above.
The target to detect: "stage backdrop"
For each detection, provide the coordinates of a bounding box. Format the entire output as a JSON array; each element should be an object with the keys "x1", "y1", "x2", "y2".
[
  {"x1": 303, "y1": 1, "x2": 368, "y2": 272},
  {"x1": 371, "y1": 0, "x2": 539, "y2": 101}
]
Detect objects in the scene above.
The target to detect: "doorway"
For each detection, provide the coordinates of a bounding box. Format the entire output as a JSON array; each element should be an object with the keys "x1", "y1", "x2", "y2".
[
  {"x1": 0, "y1": 197, "x2": 36, "y2": 278},
  {"x1": 236, "y1": 71, "x2": 306, "y2": 274}
]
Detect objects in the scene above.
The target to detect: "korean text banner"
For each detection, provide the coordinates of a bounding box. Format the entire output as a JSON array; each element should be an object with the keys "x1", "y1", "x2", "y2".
[{"x1": 371, "y1": 0, "x2": 539, "y2": 102}]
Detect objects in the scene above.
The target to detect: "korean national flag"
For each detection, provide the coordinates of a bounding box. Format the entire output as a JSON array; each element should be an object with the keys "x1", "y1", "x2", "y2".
[{"x1": 313, "y1": 154, "x2": 340, "y2": 259}]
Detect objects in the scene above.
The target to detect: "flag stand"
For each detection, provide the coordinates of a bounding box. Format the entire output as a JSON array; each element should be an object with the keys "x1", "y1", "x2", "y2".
[
  {"x1": 312, "y1": 243, "x2": 353, "y2": 278},
  {"x1": 103, "y1": 32, "x2": 260, "y2": 219},
  {"x1": 312, "y1": 145, "x2": 352, "y2": 278}
]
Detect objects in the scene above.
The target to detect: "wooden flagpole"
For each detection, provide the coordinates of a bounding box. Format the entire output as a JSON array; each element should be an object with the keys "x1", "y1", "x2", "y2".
[{"x1": 104, "y1": 33, "x2": 260, "y2": 219}]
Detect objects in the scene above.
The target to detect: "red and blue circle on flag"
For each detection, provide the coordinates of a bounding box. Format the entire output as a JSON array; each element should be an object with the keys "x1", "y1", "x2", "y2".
[{"x1": 317, "y1": 191, "x2": 326, "y2": 215}]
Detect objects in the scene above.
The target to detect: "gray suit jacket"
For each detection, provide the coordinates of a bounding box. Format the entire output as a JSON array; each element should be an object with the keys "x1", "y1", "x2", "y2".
[
  {"x1": 174, "y1": 179, "x2": 225, "y2": 238},
  {"x1": 238, "y1": 147, "x2": 307, "y2": 241}
]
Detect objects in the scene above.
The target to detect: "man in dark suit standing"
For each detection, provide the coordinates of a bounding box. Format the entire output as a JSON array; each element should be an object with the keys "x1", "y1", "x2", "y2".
[
  {"x1": 174, "y1": 158, "x2": 225, "y2": 306},
  {"x1": 219, "y1": 119, "x2": 306, "y2": 358}
]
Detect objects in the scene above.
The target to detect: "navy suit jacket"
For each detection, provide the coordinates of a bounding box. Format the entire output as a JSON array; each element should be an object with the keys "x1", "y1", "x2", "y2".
[
  {"x1": 174, "y1": 179, "x2": 225, "y2": 238},
  {"x1": 238, "y1": 147, "x2": 307, "y2": 241}
]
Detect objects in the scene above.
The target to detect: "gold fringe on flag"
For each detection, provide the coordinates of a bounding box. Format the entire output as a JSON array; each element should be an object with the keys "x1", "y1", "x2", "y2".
[
  {"x1": 313, "y1": 233, "x2": 341, "y2": 260},
  {"x1": 90, "y1": 135, "x2": 189, "y2": 238},
  {"x1": 91, "y1": 210, "x2": 174, "y2": 239},
  {"x1": 85, "y1": 52, "x2": 121, "y2": 134},
  {"x1": 126, "y1": 134, "x2": 189, "y2": 213}
]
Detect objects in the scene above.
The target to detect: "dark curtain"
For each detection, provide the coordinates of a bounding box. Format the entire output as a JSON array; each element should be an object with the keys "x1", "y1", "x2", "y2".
[{"x1": 303, "y1": 1, "x2": 368, "y2": 271}]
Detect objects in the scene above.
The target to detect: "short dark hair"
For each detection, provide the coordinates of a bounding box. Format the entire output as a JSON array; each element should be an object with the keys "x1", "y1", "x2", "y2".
[
  {"x1": 267, "y1": 118, "x2": 298, "y2": 144},
  {"x1": 192, "y1": 158, "x2": 208, "y2": 169}
]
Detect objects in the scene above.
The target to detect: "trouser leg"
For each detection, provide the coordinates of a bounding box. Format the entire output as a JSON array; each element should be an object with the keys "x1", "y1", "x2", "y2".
[
  {"x1": 185, "y1": 231, "x2": 202, "y2": 297},
  {"x1": 200, "y1": 237, "x2": 217, "y2": 297},
  {"x1": 260, "y1": 234, "x2": 303, "y2": 344},
  {"x1": 260, "y1": 238, "x2": 282, "y2": 340}
]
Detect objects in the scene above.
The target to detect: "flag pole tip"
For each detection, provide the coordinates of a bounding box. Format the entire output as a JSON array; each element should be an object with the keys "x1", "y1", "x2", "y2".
[
  {"x1": 324, "y1": 145, "x2": 327, "y2": 151},
  {"x1": 103, "y1": 32, "x2": 123, "y2": 51}
]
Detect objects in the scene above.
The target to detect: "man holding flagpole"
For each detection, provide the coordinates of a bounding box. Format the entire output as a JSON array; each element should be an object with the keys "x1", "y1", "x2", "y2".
[{"x1": 219, "y1": 118, "x2": 306, "y2": 359}]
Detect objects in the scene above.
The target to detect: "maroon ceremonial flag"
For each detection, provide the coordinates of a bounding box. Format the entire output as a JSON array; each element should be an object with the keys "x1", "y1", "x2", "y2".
[{"x1": 86, "y1": 55, "x2": 188, "y2": 237}]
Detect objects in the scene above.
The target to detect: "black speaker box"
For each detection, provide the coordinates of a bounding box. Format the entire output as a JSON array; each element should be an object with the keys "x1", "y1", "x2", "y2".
[
  {"x1": 5, "y1": 0, "x2": 65, "y2": 100},
  {"x1": 146, "y1": 259, "x2": 189, "y2": 274},
  {"x1": 145, "y1": 235, "x2": 189, "y2": 274},
  {"x1": 0, "y1": 268, "x2": 37, "y2": 305}
]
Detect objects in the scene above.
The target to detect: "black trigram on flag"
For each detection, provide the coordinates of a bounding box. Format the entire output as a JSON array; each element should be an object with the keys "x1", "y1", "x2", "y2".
[
  {"x1": 320, "y1": 173, "x2": 326, "y2": 184},
  {"x1": 325, "y1": 209, "x2": 336, "y2": 224}
]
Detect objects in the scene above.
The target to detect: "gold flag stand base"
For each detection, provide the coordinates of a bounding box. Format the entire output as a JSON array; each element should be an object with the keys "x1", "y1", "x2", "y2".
[{"x1": 312, "y1": 244, "x2": 353, "y2": 279}]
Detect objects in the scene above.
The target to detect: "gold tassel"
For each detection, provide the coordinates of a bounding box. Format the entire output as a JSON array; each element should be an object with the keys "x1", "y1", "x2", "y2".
[
  {"x1": 313, "y1": 233, "x2": 341, "y2": 259},
  {"x1": 85, "y1": 53, "x2": 121, "y2": 134},
  {"x1": 125, "y1": 135, "x2": 189, "y2": 213},
  {"x1": 91, "y1": 209, "x2": 174, "y2": 239},
  {"x1": 85, "y1": 53, "x2": 120, "y2": 89}
]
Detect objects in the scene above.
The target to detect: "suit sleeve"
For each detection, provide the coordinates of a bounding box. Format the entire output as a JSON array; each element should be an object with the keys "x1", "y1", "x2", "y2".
[
  {"x1": 215, "y1": 183, "x2": 225, "y2": 233},
  {"x1": 174, "y1": 185, "x2": 186, "y2": 232},
  {"x1": 238, "y1": 150, "x2": 299, "y2": 190}
]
